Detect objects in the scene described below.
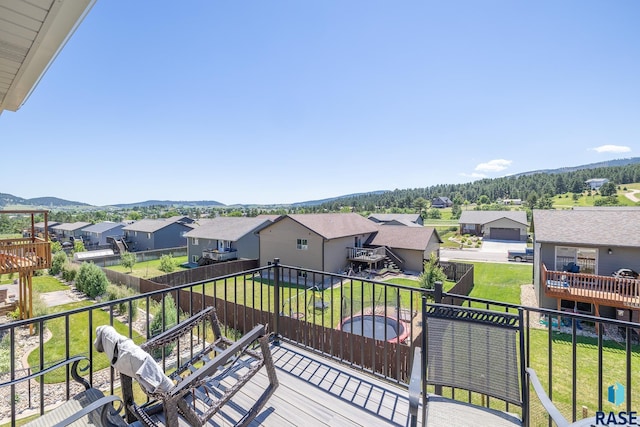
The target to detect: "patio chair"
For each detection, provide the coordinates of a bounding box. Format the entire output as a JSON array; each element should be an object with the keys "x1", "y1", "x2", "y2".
[
  {"x1": 97, "y1": 306, "x2": 278, "y2": 427},
  {"x1": 408, "y1": 300, "x2": 574, "y2": 427}
]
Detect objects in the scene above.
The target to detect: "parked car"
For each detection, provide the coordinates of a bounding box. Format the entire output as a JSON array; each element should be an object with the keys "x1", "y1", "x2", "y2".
[{"x1": 507, "y1": 248, "x2": 533, "y2": 262}]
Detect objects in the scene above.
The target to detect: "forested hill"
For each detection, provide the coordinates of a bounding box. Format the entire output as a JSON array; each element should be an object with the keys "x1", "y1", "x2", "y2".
[{"x1": 314, "y1": 161, "x2": 640, "y2": 211}]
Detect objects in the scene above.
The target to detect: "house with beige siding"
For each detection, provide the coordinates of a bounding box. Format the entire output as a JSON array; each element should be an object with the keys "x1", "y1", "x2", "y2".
[
  {"x1": 259, "y1": 213, "x2": 441, "y2": 275},
  {"x1": 459, "y1": 210, "x2": 528, "y2": 241},
  {"x1": 367, "y1": 226, "x2": 441, "y2": 273}
]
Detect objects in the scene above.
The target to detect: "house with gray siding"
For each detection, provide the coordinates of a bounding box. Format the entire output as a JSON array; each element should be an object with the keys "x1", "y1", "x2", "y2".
[
  {"x1": 33, "y1": 221, "x2": 59, "y2": 236},
  {"x1": 367, "y1": 213, "x2": 423, "y2": 227},
  {"x1": 122, "y1": 218, "x2": 194, "y2": 251},
  {"x1": 533, "y1": 207, "x2": 640, "y2": 324},
  {"x1": 459, "y1": 210, "x2": 528, "y2": 241},
  {"x1": 51, "y1": 222, "x2": 91, "y2": 242},
  {"x1": 81, "y1": 221, "x2": 126, "y2": 247},
  {"x1": 184, "y1": 217, "x2": 274, "y2": 265}
]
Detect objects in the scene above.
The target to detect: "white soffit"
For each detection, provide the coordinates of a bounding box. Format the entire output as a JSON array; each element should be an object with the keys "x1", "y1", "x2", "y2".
[{"x1": 0, "y1": 0, "x2": 96, "y2": 113}]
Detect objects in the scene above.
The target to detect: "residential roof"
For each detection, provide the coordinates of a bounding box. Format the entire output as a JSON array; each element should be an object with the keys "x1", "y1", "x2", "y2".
[
  {"x1": 52, "y1": 222, "x2": 91, "y2": 232},
  {"x1": 82, "y1": 222, "x2": 124, "y2": 233},
  {"x1": 165, "y1": 215, "x2": 194, "y2": 224},
  {"x1": 0, "y1": 0, "x2": 96, "y2": 113},
  {"x1": 280, "y1": 213, "x2": 379, "y2": 240},
  {"x1": 533, "y1": 208, "x2": 640, "y2": 247},
  {"x1": 458, "y1": 210, "x2": 528, "y2": 226},
  {"x1": 369, "y1": 226, "x2": 441, "y2": 251},
  {"x1": 34, "y1": 221, "x2": 59, "y2": 228},
  {"x1": 185, "y1": 217, "x2": 273, "y2": 241},
  {"x1": 367, "y1": 214, "x2": 422, "y2": 227},
  {"x1": 122, "y1": 219, "x2": 190, "y2": 233},
  {"x1": 256, "y1": 214, "x2": 283, "y2": 221}
]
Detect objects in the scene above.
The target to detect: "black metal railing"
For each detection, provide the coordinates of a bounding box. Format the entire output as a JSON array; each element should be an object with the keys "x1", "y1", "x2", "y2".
[{"x1": 0, "y1": 260, "x2": 638, "y2": 427}]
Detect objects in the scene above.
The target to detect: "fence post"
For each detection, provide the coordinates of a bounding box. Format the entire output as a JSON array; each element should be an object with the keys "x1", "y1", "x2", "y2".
[
  {"x1": 273, "y1": 258, "x2": 280, "y2": 344},
  {"x1": 434, "y1": 281, "x2": 443, "y2": 304}
]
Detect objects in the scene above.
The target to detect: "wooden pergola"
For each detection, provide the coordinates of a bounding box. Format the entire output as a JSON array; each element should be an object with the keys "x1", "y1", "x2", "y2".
[{"x1": 0, "y1": 210, "x2": 51, "y2": 329}]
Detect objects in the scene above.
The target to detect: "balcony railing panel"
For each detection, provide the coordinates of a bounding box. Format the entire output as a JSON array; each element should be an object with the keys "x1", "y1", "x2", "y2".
[{"x1": 0, "y1": 262, "x2": 638, "y2": 426}]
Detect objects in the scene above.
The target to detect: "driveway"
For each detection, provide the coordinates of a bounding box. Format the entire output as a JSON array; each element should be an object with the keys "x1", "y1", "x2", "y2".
[{"x1": 480, "y1": 240, "x2": 526, "y2": 253}]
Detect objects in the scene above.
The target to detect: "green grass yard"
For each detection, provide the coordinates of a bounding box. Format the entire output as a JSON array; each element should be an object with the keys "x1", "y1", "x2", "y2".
[
  {"x1": 32, "y1": 276, "x2": 68, "y2": 293},
  {"x1": 106, "y1": 256, "x2": 189, "y2": 278},
  {"x1": 26, "y1": 301, "x2": 144, "y2": 383}
]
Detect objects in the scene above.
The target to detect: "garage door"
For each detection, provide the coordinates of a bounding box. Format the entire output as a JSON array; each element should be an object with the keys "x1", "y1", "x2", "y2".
[{"x1": 489, "y1": 228, "x2": 520, "y2": 241}]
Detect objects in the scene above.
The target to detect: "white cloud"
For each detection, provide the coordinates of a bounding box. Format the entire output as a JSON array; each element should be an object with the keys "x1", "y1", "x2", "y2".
[
  {"x1": 475, "y1": 159, "x2": 512, "y2": 173},
  {"x1": 590, "y1": 145, "x2": 631, "y2": 153}
]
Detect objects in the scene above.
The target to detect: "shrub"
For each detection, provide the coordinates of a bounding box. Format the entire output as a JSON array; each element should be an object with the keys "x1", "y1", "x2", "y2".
[
  {"x1": 49, "y1": 251, "x2": 67, "y2": 276},
  {"x1": 105, "y1": 284, "x2": 139, "y2": 321},
  {"x1": 62, "y1": 265, "x2": 77, "y2": 282},
  {"x1": 149, "y1": 294, "x2": 178, "y2": 357},
  {"x1": 158, "y1": 254, "x2": 175, "y2": 274},
  {"x1": 50, "y1": 241, "x2": 62, "y2": 254},
  {"x1": 120, "y1": 251, "x2": 136, "y2": 272},
  {"x1": 76, "y1": 262, "x2": 109, "y2": 299},
  {"x1": 419, "y1": 253, "x2": 447, "y2": 290}
]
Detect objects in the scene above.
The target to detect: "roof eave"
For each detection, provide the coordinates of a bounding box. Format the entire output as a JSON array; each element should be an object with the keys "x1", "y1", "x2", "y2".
[{"x1": 1, "y1": 0, "x2": 96, "y2": 113}]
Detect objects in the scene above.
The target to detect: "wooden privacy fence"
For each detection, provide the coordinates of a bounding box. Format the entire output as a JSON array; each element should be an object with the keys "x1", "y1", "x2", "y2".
[{"x1": 142, "y1": 286, "x2": 415, "y2": 384}]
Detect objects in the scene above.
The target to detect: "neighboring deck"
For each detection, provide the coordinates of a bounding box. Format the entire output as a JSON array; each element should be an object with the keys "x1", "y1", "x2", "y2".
[
  {"x1": 145, "y1": 342, "x2": 416, "y2": 426},
  {"x1": 0, "y1": 238, "x2": 51, "y2": 274},
  {"x1": 542, "y1": 264, "x2": 640, "y2": 314}
]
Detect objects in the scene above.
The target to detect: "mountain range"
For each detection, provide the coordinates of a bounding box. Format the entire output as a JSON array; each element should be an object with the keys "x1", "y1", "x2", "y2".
[{"x1": 3, "y1": 157, "x2": 640, "y2": 210}]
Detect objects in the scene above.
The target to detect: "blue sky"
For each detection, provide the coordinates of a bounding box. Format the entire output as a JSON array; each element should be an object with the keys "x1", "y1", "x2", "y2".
[{"x1": 2, "y1": 1, "x2": 639, "y2": 206}]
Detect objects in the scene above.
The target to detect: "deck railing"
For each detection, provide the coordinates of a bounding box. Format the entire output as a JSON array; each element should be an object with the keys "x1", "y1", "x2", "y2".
[
  {"x1": 0, "y1": 260, "x2": 638, "y2": 426},
  {"x1": 542, "y1": 263, "x2": 640, "y2": 306},
  {"x1": 0, "y1": 238, "x2": 51, "y2": 274}
]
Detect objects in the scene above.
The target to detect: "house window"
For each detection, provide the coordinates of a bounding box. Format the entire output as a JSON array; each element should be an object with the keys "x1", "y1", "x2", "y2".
[
  {"x1": 297, "y1": 239, "x2": 308, "y2": 250},
  {"x1": 555, "y1": 247, "x2": 597, "y2": 274},
  {"x1": 192, "y1": 238, "x2": 199, "y2": 245},
  {"x1": 147, "y1": 233, "x2": 151, "y2": 239},
  {"x1": 192, "y1": 255, "x2": 198, "y2": 263}
]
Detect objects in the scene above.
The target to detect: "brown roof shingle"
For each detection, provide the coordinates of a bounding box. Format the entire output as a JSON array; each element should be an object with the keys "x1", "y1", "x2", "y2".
[{"x1": 285, "y1": 213, "x2": 378, "y2": 240}]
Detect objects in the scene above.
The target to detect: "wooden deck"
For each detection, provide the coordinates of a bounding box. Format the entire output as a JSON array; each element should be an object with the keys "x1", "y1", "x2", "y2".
[{"x1": 146, "y1": 341, "x2": 417, "y2": 426}]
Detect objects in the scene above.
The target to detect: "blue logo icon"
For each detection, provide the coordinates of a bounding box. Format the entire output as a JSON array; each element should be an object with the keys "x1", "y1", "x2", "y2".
[{"x1": 608, "y1": 382, "x2": 625, "y2": 406}]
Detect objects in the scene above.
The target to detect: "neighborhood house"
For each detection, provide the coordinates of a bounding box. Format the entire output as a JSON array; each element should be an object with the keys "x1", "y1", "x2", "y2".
[
  {"x1": 259, "y1": 213, "x2": 440, "y2": 275},
  {"x1": 184, "y1": 216, "x2": 274, "y2": 266},
  {"x1": 458, "y1": 210, "x2": 528, "y2": 241},
  {"x1": 533, "y1": 207, "x2": 640, "y2": 324}
]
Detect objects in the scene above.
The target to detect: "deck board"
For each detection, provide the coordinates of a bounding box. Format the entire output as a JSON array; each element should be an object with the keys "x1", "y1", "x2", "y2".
[{"x1": 146, "y1": 342, "x2": 418, "y2": 426}]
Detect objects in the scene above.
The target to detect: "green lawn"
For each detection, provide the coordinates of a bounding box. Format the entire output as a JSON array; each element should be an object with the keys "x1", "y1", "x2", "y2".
[
  {"x1": 444, "y1": 261, "x2": 533, "y2": 305},
  {"x1": 106, "y1": 256, "x2": 189, "y2": 278},
  {"x1": 27, "y1": 301, "x2": 144, "y2": 383},
  {"x1": 32, "y1": 276, "x2": 68, "y2": 293}
]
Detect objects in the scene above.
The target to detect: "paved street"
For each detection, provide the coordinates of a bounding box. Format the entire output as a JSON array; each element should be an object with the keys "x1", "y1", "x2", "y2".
[{"x1": 441, "y1": 239, "x2": 528, "y2": 264}]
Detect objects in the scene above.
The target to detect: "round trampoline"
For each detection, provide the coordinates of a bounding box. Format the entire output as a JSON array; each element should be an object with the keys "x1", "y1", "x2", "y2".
[{"x1": 338, "y1": 314, "x2": 409, "y2": 342}]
